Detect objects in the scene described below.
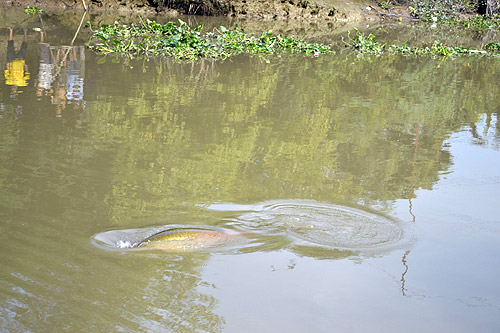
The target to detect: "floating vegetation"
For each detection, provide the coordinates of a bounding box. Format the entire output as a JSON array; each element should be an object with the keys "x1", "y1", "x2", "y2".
[
  {"x1": 87, "y1": 19, "x2": 335, "y2": 61},
  {"x1": 408, "y1": 0, "x2": 475, "y2": 22},
  {"x1": 485, "y1": 42, "x2": 500, "y2": 51},
  {"x1": 86, "y1": 17, "x2": 500, "y2": 62},
  {"x1": 343, "y1": 29, "x2": 385, "y2": 55},
  {"x1": 462, "y1": 14, "x2": 500, "y2": 30},
  {"x1": 344, "y1": 29, "x2": 497, "y2": 57},
  {"x1": 24, "y1": 6, "x2": 43, "y2": 15},
  {"x1": 407, "y1": 0, "x2": 500, "y2": 31}
]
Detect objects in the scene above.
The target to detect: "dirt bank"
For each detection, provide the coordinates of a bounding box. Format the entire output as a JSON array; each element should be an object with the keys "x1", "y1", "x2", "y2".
[{"x1": 1, "y1": 0, "x2": 385, "y2": 22}]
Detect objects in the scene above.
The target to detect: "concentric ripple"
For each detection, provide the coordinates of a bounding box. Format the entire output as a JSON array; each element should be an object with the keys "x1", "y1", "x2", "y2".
[{"x1": 206, "y1": 200, "x2": 408, "y2": 252}]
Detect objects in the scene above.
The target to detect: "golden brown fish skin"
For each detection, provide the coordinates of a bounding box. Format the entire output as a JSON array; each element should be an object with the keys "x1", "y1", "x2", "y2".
[{"x1": 134, "y1": 228, "x2": 229, "y2": 250}]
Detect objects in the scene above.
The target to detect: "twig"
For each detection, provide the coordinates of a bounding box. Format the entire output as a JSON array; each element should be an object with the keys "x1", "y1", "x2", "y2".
[{"x1": 71, "y1": 11, "x2": 87, "y2": 45}]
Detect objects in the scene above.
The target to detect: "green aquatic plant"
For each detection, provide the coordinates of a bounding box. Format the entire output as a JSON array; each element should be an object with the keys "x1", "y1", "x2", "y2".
[
  {"x1": 485, "y1": 42, "x2": 500, "y2": 51},
  {"x1": 87, "y1": 19, "x2": 335, "y2": 61},
  {"x1": 462, "y1": 14, "x2": 500, "y2": 29},
  {"x1": 24, "y1": 6, "x2": 43, "y2": 15},
  {"x1": 377, "y1": 1, "x2": 392, "y2": 10},
  {"x1": 343, "y1": 28, "x2": 385, "y2": 55},
  {"x1": 389, "y1": 41, "x2": 486, "y2": 56},
  {"x1": 408, "y1": 0, "x2": 475, "y2": 22},
  {"x1": 428, "y1": 13, "x2": 500, "y2": 30},
  {"x1": 344, "y1": 30, "x2": 495, "y2": 58},
  {"x1": 407, "y1": 1, "x2": 500, "y2": 30}
]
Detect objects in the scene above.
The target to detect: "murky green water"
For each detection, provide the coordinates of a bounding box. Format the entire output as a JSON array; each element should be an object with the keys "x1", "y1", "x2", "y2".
[{"x1": 1, "y1": 8, "x2": 500, "y2": 332}]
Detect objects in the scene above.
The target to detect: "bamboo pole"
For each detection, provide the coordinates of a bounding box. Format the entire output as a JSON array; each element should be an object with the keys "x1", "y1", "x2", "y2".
[{"x1": 71, "y1": 11, "x2": 87, "y2": 45}]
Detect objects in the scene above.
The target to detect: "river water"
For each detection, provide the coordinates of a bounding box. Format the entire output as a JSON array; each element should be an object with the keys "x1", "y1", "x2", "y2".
[{"x1": 1, "y1": 8, "x2": 500, "y2": 332}]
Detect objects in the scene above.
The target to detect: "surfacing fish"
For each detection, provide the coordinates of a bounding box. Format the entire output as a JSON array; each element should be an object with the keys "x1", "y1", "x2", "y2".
[{"x1": 133, "y1": 227, "x2": 231, "y2": 251}]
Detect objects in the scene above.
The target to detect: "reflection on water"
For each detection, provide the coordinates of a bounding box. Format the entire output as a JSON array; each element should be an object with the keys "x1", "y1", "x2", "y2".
[
  {"x1": 38, "y1": 44, "x2": 86, "y2": 116},
  {"x1": 401, "y1": 249, "x2": 411, "y2": 296},
  {"x1": 0, "y1": 247, "x2": 224, "y2": 331},
  {"x1": 4, "y1": 27, "x2": 30, "y2": 100},
  {"x1": 1, "y1": 7, "x2": 500, "y2": 332},
  {"x1": 3, "y1": 18, "x2": 86, "y2": 117}
]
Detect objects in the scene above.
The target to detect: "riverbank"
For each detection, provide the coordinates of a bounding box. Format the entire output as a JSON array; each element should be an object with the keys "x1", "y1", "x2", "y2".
[{"x1": 2, "y1": 0, "x2": 392, "y2": 22}]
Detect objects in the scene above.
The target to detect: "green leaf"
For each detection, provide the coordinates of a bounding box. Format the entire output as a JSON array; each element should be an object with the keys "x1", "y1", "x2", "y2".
[{"x1": 97, "y1": 56, "x2": 107, "y2": 64}]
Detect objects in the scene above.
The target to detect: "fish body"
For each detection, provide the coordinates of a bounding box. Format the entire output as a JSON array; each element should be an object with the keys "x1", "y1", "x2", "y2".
[{"x1": 134, "y1": 228, "x2": 232, "y2": 251}]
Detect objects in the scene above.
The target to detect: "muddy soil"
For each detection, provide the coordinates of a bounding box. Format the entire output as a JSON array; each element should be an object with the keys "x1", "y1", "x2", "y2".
[{"x1": 1, "y1": 0, "x2": 386, "y2": 22}]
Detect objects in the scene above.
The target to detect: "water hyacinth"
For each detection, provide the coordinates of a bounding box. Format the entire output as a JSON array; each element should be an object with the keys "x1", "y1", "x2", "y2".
[
  {"x1": 87, "y1": 18, "x2": 500, "y2": 61},
  {"x1": 462, "y1": 14, "x2": 500, "y2": 30},
  {"x1": 87, "y1": 18, "x2": 335, "y2": 61},
  {"x1": 24, "y1": 6, "x2": 43, "y2": 15},
  {"x1": 344, "y1": 29, "x2": 499, "y2": 58}
]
